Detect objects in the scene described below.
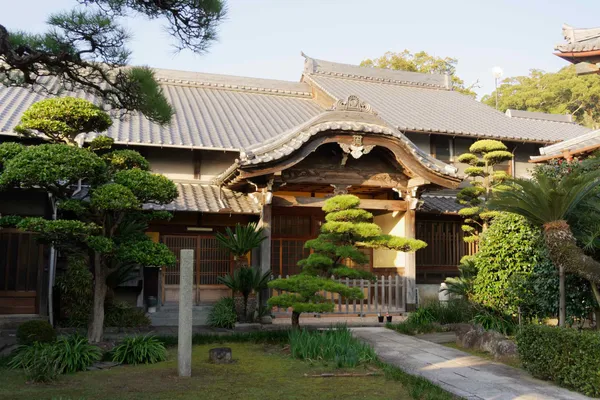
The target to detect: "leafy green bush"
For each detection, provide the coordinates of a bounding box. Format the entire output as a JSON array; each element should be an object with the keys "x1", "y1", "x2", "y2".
[
  {"x1": 406, "y1": 307, "x2": 435, "y2": 325},
  {"x1": 56, "y1": 257, "x2": 93, "y2": 328},
  {"x1": 104, "y1": 302, "x2": 151, "y2": 328},
  {"x1": 207, "y1": 297, "x2": 237, "y2": 329},
  {"x1": 288, "y1": 325, "x2": 376, "y2": 368},
  {"x1": 111, "y1": 335, "x2": 166, "y2": 365},
  {"x1": 16, "y1": 320, "x2": 56, "y2": 345},
  {"x1": 9, "y1": 334, "x2": 101, "y2": 382},
  {"x1": 517, "y1": 325, "x2": 600, "y2": 396},
  {"x1": 472, "y1": 213, "x2": 593, "y2": 320},
  {"x1": 421, "y1": 300, "x2": 477, "y2": 325}
]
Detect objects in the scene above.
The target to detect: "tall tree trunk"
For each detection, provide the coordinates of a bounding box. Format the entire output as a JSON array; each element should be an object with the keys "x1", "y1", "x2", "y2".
[
  {"x1": 543, "y1": 220, "x2": 600, "y2": 328},
  {"x1": 291, "y1": 311, "x2": 300, "y2": 329},
  {"x1": 88, "y1": 252, "x2": 106, "y2": 343},
  {"x1": 558, "y1": 265, "x2": 566, "y2": 327}
]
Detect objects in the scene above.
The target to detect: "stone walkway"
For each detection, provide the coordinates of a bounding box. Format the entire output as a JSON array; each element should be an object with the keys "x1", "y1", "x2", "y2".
[{"x1": 352, "y1": 327, "x2": 591, "y2": 400}]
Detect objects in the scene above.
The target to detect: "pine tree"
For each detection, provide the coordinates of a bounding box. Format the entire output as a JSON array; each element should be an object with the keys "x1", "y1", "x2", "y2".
[
  {"x1": 456, "y1": 140, "x2": 513, "y2": 243},
  {"x1": 268, "y1": 194, "x2": 426, "y2": 328}
]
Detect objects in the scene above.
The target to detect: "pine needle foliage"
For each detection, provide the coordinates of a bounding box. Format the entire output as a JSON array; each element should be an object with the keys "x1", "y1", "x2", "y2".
[
  {"x1": 456, "y1": 139, "x2": 513, "y2": 242},
  {"x1": 268, "y1": 195, "x2": 427, "y2": 327}
]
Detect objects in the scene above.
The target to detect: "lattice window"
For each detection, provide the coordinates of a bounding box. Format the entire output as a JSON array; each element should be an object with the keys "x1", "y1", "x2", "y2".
[
  {"x1": 198, "y1": 237, "x2": 231, "y2": 285},
  {"x1": 162, "y1": 235, "x2": 232, "y2": 286},
  {"x1": 272, "y1": 215, "x2": 311, "y2": 237},
  {"x1": 0, "y1": 231, "x2": 42, "y2": 292},
  {"x1": 415, "y1": 220, "x2": 477, "y2": 268},
  {"x1": 271, "y1": 239, "x2": 309, "y2": 276}
]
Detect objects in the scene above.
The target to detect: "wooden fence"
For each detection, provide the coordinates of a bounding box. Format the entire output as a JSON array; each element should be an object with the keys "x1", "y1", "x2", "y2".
[{"x1": 269, "y1": 275, "x2": 406, "y2": 315}]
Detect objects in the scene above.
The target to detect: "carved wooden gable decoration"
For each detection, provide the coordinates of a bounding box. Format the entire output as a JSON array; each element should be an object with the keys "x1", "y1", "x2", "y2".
[{"x1": 215, "y1": 95, "x2": 460, "y2": 191}]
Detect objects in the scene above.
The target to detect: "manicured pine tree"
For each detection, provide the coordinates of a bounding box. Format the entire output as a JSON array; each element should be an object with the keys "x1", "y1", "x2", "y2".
[
  {"x1": 268, "y1": 194, "x2": 427, "y2": 328},
  {"x1": 0, "y1": 98, "x2": 178, "y2": 342},
  {"x1": 456, "y1": 139, "x2": 513, "y2": 243}
]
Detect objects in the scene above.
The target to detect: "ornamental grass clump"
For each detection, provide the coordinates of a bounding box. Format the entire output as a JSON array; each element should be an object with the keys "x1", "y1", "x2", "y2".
[
  {"x1": 288, "y1": 325, "x2": 376, "y2": 368},
  {"x1": 9, "y1": 334, "x2": 101, "y2": 382},
  {"x1": 111, "y1": 335, "x2": 167, "y2": 365}
]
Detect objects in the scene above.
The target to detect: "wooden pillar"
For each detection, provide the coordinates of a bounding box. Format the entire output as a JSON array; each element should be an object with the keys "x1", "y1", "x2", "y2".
[
  {"x1": 258, "y1": 203, "x2": 272, "y2": 306},
  {"x1": 404, "y1": 206, "x2": 417, "y2": 311},
  {"x1": 259, "y1": 204, "x2": 272, "y2": 274}
]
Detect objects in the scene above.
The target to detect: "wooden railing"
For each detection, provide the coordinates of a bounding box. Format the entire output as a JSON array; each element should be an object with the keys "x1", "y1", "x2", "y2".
[{"x1": 269, "y1": 275, "x2": 406, "y2": 315}]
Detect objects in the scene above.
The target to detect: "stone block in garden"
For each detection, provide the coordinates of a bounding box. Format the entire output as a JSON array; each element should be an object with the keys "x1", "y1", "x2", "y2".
[{"x1": 209, "y1": 347, "x2": 233, "y2": 364}]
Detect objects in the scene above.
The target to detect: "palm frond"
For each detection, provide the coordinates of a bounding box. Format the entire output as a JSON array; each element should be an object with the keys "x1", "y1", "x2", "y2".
[
  {"x1": 488, "y1": 171, "x2": 600, "y2": 225},
  {"x1": 215, "y1": 223, "x2": 266, "y2": 257}
]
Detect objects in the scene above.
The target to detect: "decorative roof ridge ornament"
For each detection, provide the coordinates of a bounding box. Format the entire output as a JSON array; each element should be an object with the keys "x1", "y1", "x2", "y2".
[
  {"x1": 329, "y1": 95, "x2": 378, "y2": 115},
  {"x1": 339, "y1": 134, "x2": 376, "y2": 160}
]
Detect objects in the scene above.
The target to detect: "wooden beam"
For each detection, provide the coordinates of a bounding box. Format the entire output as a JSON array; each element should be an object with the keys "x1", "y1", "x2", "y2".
[{"x1": 272, "y1": 195, "x2": 407, "y2": 211}]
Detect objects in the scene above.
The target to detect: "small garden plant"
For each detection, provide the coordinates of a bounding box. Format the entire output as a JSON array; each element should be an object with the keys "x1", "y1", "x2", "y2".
[
  {"x1": 16, "y1": 320, "x2": 56, "y2": 346},
  {"x1": 111, "y1": 335, "x2": 167, "y2": 365},
  {"x1": 207, "y1": 297, "x2": 237, "y2": 329},
  {"x1": 288, "y1": 325, "x2": 376, "y2": 368}
]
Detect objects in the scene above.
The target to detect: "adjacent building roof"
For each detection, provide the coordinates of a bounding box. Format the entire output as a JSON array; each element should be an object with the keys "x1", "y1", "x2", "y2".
[
  {"x1": 531, "y1": 128, "x2": 600, "y2": 162},
  {"x1": 419, "y1": 194, "x2": 462, "y2": 214},
  {"x1": 302, "y1": 56, "x2": 589, "y2": 143},
  {"x1": 0, "y1": 55, "x2": 591, "y2": 150},
  {"x1": 144, "y1": 182, "x2": 260, "y2": 214},
  {"x1": 555, "y1": 24, "x2": 600, "y2": 53}
]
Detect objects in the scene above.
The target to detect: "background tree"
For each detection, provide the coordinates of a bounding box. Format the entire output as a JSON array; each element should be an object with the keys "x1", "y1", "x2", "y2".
[
  {"x1": 0, "y1": 98, "x2": 178, "y2": 342},
  {"x1": 482, "y1": 66, "x2": 600, "y2": 128},
  {"x1": 361, "y1": 50, "x2": 477, "y2": 97},
  {"x1": 456, "y1": 139, "x2": 513, "y2": 242},
  {"x1": 268, "y1": 195, "x2": 427, "y2": 328},
  {"x1": 0, "y1": 0, "x2": 227, "y2": 124}
]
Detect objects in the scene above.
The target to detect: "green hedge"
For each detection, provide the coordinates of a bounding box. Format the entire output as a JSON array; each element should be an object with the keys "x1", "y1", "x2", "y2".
[{"x1": 517, "y1": 324, "x2": 600, "y2": 396}]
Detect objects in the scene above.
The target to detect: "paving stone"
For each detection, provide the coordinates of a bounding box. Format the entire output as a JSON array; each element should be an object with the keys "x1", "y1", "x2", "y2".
[{"x1": 352, "y1": 327, "x2": 591, "y2": 400}]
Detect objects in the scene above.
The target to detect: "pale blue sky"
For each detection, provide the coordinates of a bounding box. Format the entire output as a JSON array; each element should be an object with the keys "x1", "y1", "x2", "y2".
[{"x1": 4, "y1": 0, "x2": 600, "y2": 96}]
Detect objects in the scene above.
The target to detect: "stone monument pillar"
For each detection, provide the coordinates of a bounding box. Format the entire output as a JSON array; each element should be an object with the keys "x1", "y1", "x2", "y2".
[{"x1": 178, "y1": 249, "x2": 193, "y2": 377}]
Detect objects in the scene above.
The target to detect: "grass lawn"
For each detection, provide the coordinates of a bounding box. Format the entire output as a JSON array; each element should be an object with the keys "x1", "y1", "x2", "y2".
[
  {"x1": 0, "y1": 342, "x2": 454, "y2": 400},
  {"x1": 443, "y1": 342, "x2": 522, "y2": 369}
]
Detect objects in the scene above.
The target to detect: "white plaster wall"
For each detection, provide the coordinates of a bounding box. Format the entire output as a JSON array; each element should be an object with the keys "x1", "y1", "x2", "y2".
[
  {"x1": 199, "y1": 151, "x2": 238, "y2": 182},
  {"x1": 145, "y1": 148, "x2": 195, "y2": 180},
  {"x1": 373, "y1": 211, "x2": 406, "y2": 270}
]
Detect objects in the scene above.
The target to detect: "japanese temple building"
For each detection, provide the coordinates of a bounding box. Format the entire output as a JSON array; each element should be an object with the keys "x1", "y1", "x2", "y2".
[{"x1": 0, "y1": 54, "x2": 591, "y2": 316}]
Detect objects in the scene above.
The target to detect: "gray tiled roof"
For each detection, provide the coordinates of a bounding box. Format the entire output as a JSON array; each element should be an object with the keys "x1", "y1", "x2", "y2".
[
  {"x1": 532, "y1": 128, "x2": 600, "y2": 160},
  {"x1": 144, "y1": 182, "x2": 259, "y2": 214},
  {"x1": 555, "y1": 24, "x2": 600, "y2": 53},
  {"x1": 304, "y1": 73, "x2": 590, "y2": 143},
  {"x1": 419, "y1": 194, "x2": 462, "y2": 214},
  {"x1": 302, "y1": 53, "x2": 450, "y2": 89},
  {"x1": 0, "y1": 71, "x2": 323, "y2": 150}
]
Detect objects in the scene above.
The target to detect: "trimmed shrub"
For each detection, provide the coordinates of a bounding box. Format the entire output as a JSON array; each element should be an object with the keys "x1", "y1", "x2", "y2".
[
  {"x1": 517, "y1": 324, "x2": 600, "y2": 396},
  {"x1": 207, "y1": 297, "x2": 237, "y2": 329},
  {"x1": 56, "y1": 257, "x2": 93, "y2": 328},
  {"x1": 16, "y1": 320, "x2": 56, "y2": 345},
  {"x1": 111, "y1": 335, "x2": 167, "y2": 365},
  {"x1": 104, "y1": 302, "x2": 151, "y2": 328},
  {"x1": 288, "y1": 325, "x2": 376, "y2": 368},
  {"x1": 9, "y1": 334, "x2": 101, "y2": 382}
]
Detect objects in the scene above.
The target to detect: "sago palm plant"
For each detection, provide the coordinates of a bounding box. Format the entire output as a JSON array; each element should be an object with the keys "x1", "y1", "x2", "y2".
[
  {"x1": 215, "y1": 222, "x2": 266, "y2": 268},
  {"x1": 488, "y1": 172, "x2": 600, "y2": 326}
]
